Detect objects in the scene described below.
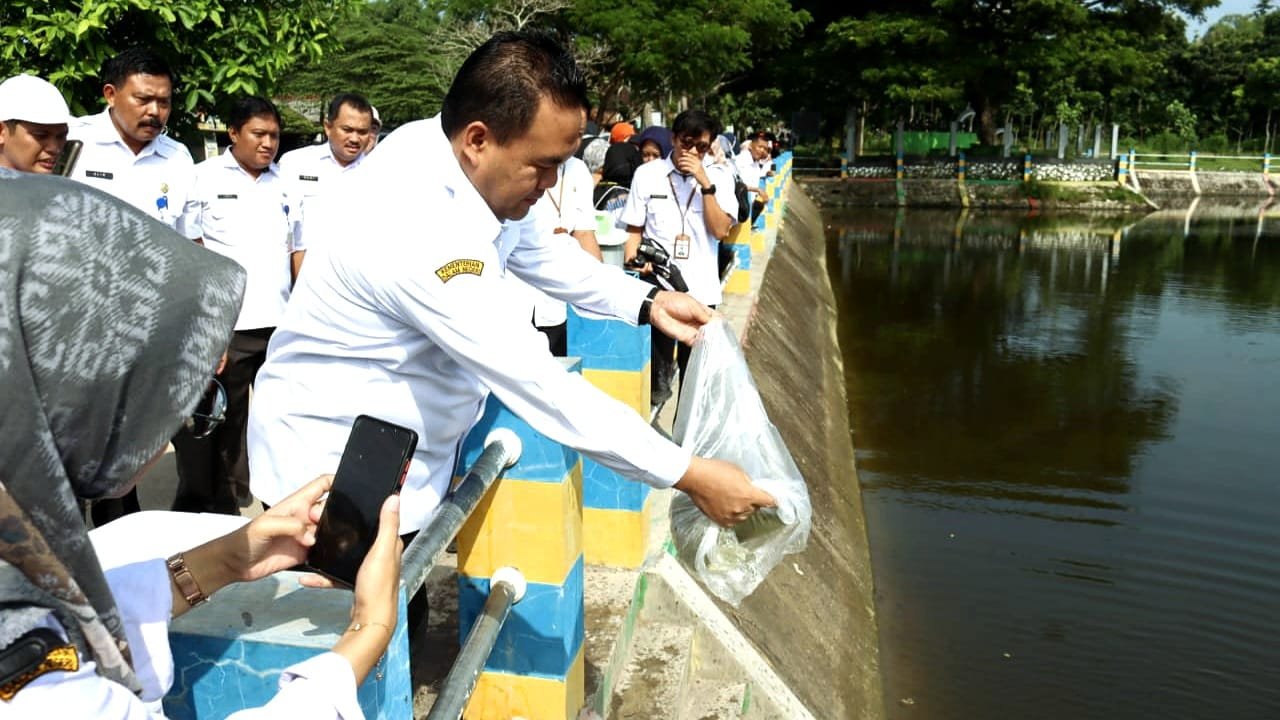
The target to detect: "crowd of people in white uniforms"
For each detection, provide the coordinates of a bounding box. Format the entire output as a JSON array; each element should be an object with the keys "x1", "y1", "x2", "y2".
[{"x1": 0, "y1": 31, "x2": 779, "y2": 719}]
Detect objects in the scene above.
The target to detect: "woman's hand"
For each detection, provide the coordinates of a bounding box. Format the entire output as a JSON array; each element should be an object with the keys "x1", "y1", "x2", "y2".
[
  {"x1": 327, "y1": 494, "x2": 404, "y2": 684},
  {"x1": 231, "y1": 474, "x2": 332, "y2": 583},
  {"x1": 172, "y1": 475, "x2": 331, "y2": 617}
]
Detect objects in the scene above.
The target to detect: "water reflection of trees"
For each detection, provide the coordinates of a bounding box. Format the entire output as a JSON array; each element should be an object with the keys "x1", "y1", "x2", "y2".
[{"x1": 827, "y1": 208, "x2": 1211, "y2": 522}]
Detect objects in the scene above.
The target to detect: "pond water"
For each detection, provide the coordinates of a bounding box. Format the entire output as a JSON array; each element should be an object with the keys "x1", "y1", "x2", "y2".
[{"x1": 827, "y1": 202, "x2": 1280, "y2": 719}]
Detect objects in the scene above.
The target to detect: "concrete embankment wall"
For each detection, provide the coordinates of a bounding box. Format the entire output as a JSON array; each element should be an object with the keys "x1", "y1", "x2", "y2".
[
  {"x1": 734, "y1": 187, "x2": 885, "y2": 718},
  {"x1": 1134, "y1": 169, "x2": 1275, "y2": 197}
]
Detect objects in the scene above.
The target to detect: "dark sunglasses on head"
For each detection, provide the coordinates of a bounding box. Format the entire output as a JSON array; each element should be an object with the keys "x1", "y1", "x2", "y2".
[{"x1": 184, "y1": 378, "x2": 227, "y2": 439}]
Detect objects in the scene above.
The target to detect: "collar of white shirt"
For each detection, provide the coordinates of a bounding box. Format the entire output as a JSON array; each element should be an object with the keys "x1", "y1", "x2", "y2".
[
  {"x1": 79, "y1": 108, "x2": 178, "y2": 160},
  {"x1": 419, "y1": 115, "x2": 502, "y2": 244},
  {"x1": 218, "y1": 145, "x2": 280, "y2": 181}
]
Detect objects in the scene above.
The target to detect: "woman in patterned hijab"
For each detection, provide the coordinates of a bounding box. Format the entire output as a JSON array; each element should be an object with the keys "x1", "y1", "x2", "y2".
[
  {"x1": 0, "y1": 170, "x2": 402, "y2": 713},
  {"x1": 0, "y1": 168, "x2": 245, "y2": 694}
]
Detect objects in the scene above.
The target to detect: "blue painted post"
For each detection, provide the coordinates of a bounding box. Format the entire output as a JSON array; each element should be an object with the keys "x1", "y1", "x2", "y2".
[
  {"x1": 565, "y1": 309, "x2": 655, "y2": 566},
  {"x1": 454, "y1": 361, "x2": 585, "y2": 719},
  {"x1": 957, "y1": 151, "x2": 967, "y2": 182},
  {"x1": 1023, "y1": 154, "x2": 1033, "y2": 184},
  {"x1": 1189, "y1": 150, "x2": 1197, "y2": 172},
  {"x1": 1117, "y1": 153, "x2": 1129, "y2": 186},
  {"x1": 166, "y1": 573, "x2": 412, "y2": 719}
]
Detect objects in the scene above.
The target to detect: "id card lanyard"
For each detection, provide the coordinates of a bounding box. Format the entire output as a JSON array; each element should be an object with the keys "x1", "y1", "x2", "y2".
[
  {"x1": 667, "y1": 174, "x2": 697, "y2": 259},
  {"x1": 546, "y1": 165, "x2": 569, "y2": 234}
]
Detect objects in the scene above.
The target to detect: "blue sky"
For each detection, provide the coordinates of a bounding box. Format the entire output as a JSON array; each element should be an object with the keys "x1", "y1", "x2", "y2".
[{"x1": 1184, "y1": 0, "x2": 1259, "y2": 37}]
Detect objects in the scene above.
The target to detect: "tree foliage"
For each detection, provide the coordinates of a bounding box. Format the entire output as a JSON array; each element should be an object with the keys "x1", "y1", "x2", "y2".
[{"x1": 0, "y1": 0, "x2": 359, "y2": 129}]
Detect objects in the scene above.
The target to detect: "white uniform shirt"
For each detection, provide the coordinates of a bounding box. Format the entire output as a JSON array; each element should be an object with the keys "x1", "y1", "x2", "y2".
[
  {"x1": 734, "y1": 147, "x2": 765, "y2": 192},
  {"x1": 247, "y1": 116, "x2": 692, "y2": 532},
  {"x1": 620, "y1": 156, "x2": 739, "y2": 306},
  {"x1": 192, "y1": 150, "x2": 295, "y2": 331},
  {"x1": 68, "y1": 110, "x2": 200, "y2": 239},
  {"x1": 512, "y1": 156, "x2": 599, "y2": 328},
  {"x1": 9, "y1": 558, "x2": 365, "y2": 719},
  {"x1": 276, "y1": 143, "x2": 364, "y2": 251}
]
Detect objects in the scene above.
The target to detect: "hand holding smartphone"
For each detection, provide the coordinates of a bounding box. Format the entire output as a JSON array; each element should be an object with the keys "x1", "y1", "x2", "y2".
[{"x1": 308, "y1": 415, "x2": 417, "y2": 587}]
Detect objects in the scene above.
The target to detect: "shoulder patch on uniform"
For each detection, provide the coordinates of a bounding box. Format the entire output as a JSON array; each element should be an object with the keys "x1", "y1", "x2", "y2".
[
  {"x1": 435, "y1": 259, "x2": 485, "y2": 283},
  {"x1": 0, "y1": 643, "x2": 78, "y2": 701}
]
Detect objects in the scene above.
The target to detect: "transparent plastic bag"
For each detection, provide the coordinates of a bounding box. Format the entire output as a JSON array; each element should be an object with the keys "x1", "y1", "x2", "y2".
[{"x1": 669, "y1": 317, "x2": 812, "y2": 606}]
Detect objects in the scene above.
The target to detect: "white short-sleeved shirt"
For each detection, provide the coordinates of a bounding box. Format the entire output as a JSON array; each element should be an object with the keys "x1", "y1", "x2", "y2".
[
  {"x1": 620, "y1": 155, "x2": 738, "y2": 306},
  {"x1": 734, "y1": 148, "x2": 765, "y2": 192},
  {"x1": 192, "y1": 150, "x2": 295, "y2": 331},
  {"x1": 68, "y1": 110, "x2": 200, "y2": 239},
  {"x1": 511, "y1": 156, "x2": 599, "y2": 328},
  {"x1": 276, "y1": 143, "x2": 364, "y2": 251},
  {"x1": 247, "y1": 116, "x2": 692, "y2": 532}
]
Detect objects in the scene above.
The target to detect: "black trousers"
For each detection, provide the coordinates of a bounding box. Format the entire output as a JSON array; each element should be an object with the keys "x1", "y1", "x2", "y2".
[
  {"x1": 650, "y1": 304, "x2": 715, "y2": 410},
  {"x1": 172, "y1": 327, "x2": 273, "y2": 514},
  {"x1": 535, "y1": 320, "x2": 567, "y2": 357}
]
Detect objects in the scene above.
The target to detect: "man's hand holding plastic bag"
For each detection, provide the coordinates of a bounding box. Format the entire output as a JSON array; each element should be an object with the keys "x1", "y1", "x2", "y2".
[
  {"x1": 675, "y1": 457, "x2": 777, "y2": 527},
  {"x1": 670, "y1": 317, "x2": 813, "y2": 606}
]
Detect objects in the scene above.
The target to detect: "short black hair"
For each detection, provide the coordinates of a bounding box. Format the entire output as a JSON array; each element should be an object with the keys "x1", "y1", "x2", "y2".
[
  {"x1": 441, "y1": 30, "x2": 589, "y2": 144},
  {"x1": 671, "y1": 110, "x2": 720, "y2": 140},
  {"x1": 326, "y1": 93, "x2": 372, "y2": 123},
  {"x1": 101, "y1": 47, "x2": 175, "y2": 88},
  {"x1": 227, "y1": 96, "x2": 280, "y2": 131}
]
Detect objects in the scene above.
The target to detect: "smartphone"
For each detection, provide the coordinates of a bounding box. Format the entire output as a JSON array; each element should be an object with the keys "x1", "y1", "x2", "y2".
[
  {"x1": 307, "y1": 415, "x2": 418, "y2": 587},
  {"x1": 52, "y1": 139, "x2": 82, "y2": 177}
]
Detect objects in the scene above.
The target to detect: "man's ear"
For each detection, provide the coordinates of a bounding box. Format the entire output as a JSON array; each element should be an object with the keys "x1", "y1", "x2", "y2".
[
  {"x1": 458, "y1": 121, "x2": 490, "y2": 166},
  {"x1": 102, "y1": 84, "x2": 117, "y2": 108}
]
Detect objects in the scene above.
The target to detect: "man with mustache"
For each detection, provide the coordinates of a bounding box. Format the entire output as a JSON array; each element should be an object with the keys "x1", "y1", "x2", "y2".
[
  {"x1": 172, "y1": 96, "x2": 295, "y2": 514},
  {"x1": 68, "y1": 47, "x2": 202, "y2": 528},
  {"x1": 68, "y1": 48, "x2": 200, "y2": 240},
  {"x1": 277, "y1": 92, "x2": 374, "y2": 279},
  {"x1": 0, "y1": 74, "x2": 71, "y2": 174}
]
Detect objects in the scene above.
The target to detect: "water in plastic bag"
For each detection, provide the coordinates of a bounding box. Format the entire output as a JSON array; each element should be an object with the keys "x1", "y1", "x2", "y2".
[{"x1": 670, "y1": 317, "x2": 812, "y2": 606}]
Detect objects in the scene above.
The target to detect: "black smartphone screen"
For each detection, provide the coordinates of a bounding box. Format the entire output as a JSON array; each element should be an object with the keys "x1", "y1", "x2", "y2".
[
  {"x1": 308, "y1": 415, "x2": 417, "y2": 587},
  {"x1": 52, "y1": 139, "x2": 82, "y2": 177}
]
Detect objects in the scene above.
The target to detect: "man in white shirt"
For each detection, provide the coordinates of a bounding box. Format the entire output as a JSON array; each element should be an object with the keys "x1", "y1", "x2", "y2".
[
  {"x1": 0, "y1": 74, "x2": 71, "y2": 174},
  {"x1": 277, "y1": 93, "x2": 374, "y2": 277},
  {"x1": 735, "y1": 132, "x2": 772, "y2": 222},
  {"x1": 172, "y1": 96, "x2": 295, "y2": 514},
  {"x1": 68, "y1": 48, "x2": 201, "y2": 526},
  {"x1": 513, "y1": 154, "x2": 602, "y2": 355},
  {"x1": 622, "y1": 109, "x2": 739, "y2": 408},
  {"x1": 68, "y1": 48, "x2": 200, "y2": 240},
  {"x1": 248, "y1": 31, "x2": 773, "y2": 539}
]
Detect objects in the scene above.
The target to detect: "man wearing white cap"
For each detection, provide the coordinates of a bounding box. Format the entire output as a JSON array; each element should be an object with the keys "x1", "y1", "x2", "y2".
[{"x1": 0, "y1": 74, "x2": 71, "y2": 173}]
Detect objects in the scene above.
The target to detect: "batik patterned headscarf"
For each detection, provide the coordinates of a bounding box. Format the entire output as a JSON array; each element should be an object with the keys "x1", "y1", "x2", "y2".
[{"x1": 0, "y1": 169, "x2": 244, "y2": 694}]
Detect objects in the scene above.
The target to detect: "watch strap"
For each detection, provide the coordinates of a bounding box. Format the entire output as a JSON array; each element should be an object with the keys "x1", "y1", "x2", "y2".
[
  {"x1": 637, "y1": 286, "x2": 660, "y2": 325},
  {"x1": 700, "y1": 183, "x2": 716, "y2": 195},
  {"x1": 167, "y1": 553, "x2": 208, "y2": 608}
]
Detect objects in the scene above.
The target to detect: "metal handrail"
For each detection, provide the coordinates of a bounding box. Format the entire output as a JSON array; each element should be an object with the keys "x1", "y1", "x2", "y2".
[
  {"x1": 400, "y1": 428, "x2": 522, "y2": 599},
  {"x1": 426, "y1": 567, "x2": 527, "y2": 720}
]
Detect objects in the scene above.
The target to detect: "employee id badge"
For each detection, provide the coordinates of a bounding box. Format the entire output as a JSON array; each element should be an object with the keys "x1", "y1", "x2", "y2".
[{"x1": 673, "y1": 233, "x2": 691, "y2": 259}]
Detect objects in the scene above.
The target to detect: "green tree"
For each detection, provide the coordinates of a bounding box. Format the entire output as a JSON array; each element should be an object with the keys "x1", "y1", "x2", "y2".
[
  {"x1": 0, "y1": 0, "x2": 359, "y2": 130},
  {"x1": 815, "y1": 1, "x2": 1206, "y2": 144},
  {"x1": 566, "y1": 0, "x2": 809, "y2": 122}
]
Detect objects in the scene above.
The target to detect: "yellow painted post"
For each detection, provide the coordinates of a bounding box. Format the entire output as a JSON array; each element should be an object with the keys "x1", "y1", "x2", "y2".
[{"x1": 456, "y1": 380, "x2": 585, "y2": 719}]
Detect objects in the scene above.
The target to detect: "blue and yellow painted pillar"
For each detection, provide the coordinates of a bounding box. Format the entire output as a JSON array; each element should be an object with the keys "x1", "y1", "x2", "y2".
[
  {"x1": 1117, "y1": 152, "x2": 1128, "y2": 187},
  {"x1": 722, "y1": 221, "x2": 753, "y2": 295},
  {"x1": 1023, "y1": 154, "x2": 1033, "y2": 184},
  {"x1": 455, "y1": 379, "x2": 585, "y2": 719},
  {"x1": 565, "y1": 310, "x2": 655, "y2": 567},
  {"x1": 956, "y1": 151, "x2": 969, "y2": 208}
]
